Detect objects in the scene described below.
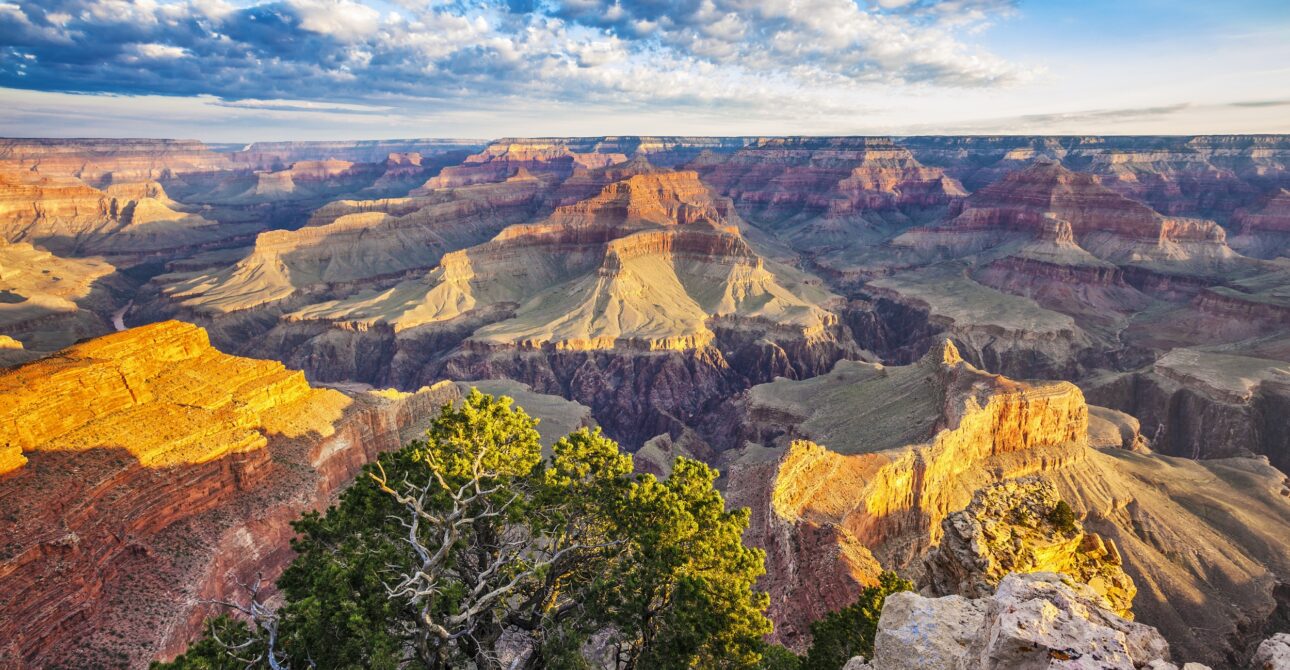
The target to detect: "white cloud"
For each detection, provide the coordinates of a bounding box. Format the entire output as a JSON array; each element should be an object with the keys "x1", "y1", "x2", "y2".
[
  {"x1": 132, "y1": 43, "x2": 189, "y2": 59},
  {"x1": 289, "y1": 0, "x2": 382, "y2": 40}
]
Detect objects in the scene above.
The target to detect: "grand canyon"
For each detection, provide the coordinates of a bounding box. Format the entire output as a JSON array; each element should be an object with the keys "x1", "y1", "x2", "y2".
[
  {"x1": 3, "y1": 2, "x2": 1290, "y2": 667},
  {"x1": 1, "y1": 133, "x2": 1289, "y2": 668}
]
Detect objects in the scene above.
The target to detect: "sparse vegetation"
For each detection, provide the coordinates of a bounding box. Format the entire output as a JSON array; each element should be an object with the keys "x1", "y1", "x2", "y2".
[
  {"x1": 157, "y1": 390, "x2": 773, "y2": 669},
  {"x1": 799, "y1": 571, "x2": 914, "y2": 670},
  {"x1": 1049, "y1": 500, "x2": 1079, "y2": 536}
]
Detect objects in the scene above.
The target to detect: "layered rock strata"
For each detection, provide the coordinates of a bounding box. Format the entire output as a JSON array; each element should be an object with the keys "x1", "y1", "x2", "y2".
[
  {"x1": 0, "y1": 240, "x2": 121, "y2": 360},
  {"x1": 257, "y1": 170, "x2": 855, "y2": 443},
  {"x1": 724, "y1": 341, "x2": 1290, "y2": 666},
  {"x1": 894, "y1": 162, "x2": 1234, "y2": 266},
  {"x1": 0, "y1": 322, "x2": 464, "y2": 668}
]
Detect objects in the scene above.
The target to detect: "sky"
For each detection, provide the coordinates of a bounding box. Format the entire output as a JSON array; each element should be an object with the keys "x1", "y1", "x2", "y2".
[{"x1": 0, "y1": 0, "x2": 1288, "y2": 141}]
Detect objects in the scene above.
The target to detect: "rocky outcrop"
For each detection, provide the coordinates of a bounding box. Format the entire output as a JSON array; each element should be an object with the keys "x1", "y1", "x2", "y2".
[
  {"x1": 851, "y1": 572, "x2": 1172, "y2": 670},
  {"x1": 1085, "y1": 348, "x2": 1290, "y2": 468},
  {"x1": 724, "y1": 341, "x2": 1290, "y2": 666},
  {"x1": 724, "y1": 341, "x2": 1090, "y2": 644},
  {"x1": 1232, "y1": 190, "x2": 1290, "y2": 258},
  {"x1": 0, "y1": 239, "x2": 122, "y2": 360},
  {"x1": 0, "y1": 321, "x2": 468, "y2": 668},
  {"x1": 924, "y1": 478, "x2": 1136, "y2": 618},
  {"x1": 1253, "y1": 634, "x2": 1290, "y2": 670},
  {"x1": 894, "y1": 162, "x2": 1234, "y2": 266}
]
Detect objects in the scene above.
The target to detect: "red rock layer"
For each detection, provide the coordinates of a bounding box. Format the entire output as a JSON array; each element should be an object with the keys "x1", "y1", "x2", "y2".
[
  {"x1": 420, "y1": 140, "x2": 628, "y2": 190},
  {"x1": 0, "y1": 139, "x2": 232, "y2": 185},
  {"x1": 950, "y1": 162, "x2": 1226, "y2": 245},
  {"x1": 692, "y1": 137, "x2": 965, "y2": 218},
  {"x1": 0, "y1": 323, "x2": 462, "y2": 668}
]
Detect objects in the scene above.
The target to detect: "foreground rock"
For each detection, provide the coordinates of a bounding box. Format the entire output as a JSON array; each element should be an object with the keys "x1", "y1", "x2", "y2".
[
  {"x1": 852, "y1": 572, "x2": 1172, "y2": 670},
  {"x1": 1253, "y1": 634, "x2": 1290, "y2": 670}
]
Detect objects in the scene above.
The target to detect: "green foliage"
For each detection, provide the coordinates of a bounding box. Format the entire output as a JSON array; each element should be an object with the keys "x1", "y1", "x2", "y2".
[
  {"x1": 164, "y1": 389, "x2": 773, "y2": 669},
  {"x1": 1049, "y1": 500, "x2": 1078, "y2": 535},
  {"x1": 151, "y1": 617, "x2": 261, "y2": 670},
  {"x1": 800, "y1": 571, "x2": 913, "y2": 670},
  {"x1": 757, "y1": 644, "x2": 802, "y2": 670}
]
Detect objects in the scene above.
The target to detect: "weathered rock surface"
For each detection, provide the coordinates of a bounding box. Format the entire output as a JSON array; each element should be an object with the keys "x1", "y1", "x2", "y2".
[
  {"x1": 0, "y1": 322, "x2": 466, "y2": 668},
  {"x1": 0, "y1": 167, "x2": 258, "y2": 258},
  {"x1": 924, "y1": 478, "x2": 1137, "y2": 618},
  {"x1": 1232, "y1": 190, "x2": 1290, "y2": 259},
  {"x1": 1085, "y1": 348, "x2": 1290, "y2": 468},
  {"x1": 894, "y1": 162, "x2": 1234, "y2": 266},
  {"x1": 1253, "y1": 634, "x2": 1290, "y2": 670},
  {"x1": 156, "y1": 173, "x2": 547, "y2": 315},
  {"x1": 857, "y1": 572, "x2": 1172, "y2": 670},
  {"x1": 724, "y1": 341, "x2": 1089, "y2": 644}
]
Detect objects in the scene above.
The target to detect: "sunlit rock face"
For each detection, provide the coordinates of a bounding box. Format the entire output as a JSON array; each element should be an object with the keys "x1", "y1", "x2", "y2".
[
  {"x1": 723, "y1": 341, "x2": 1088, "y2": 645},
  {"x1": 0, "y1": 321, "x2": 466, "y2": 668},
  {"x1": 0, "y1": 239, "x2": 122, "y2": 363},
  {"x1": 0, "y1": 167, "x2": 254, "y2": 258},
  {"x1": 722, "y1": 341, "x2": 1290, "y2": 666},
  {"x1": 155, "y1": 173, "x2": 550, "y2": 317},
  {"x1": 267, "y1": 169, "x2": 856, "y2": 443},
  {"x1": 922, "y1": 477, "x2": 1136, "y2": 619}
]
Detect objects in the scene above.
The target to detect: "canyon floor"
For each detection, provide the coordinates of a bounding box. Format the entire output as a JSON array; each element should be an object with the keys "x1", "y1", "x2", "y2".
[{"x1": 2, "y1": 135, "x2": 1289, "y2": 668}]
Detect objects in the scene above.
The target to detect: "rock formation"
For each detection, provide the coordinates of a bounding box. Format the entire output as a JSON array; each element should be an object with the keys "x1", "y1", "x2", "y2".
[
  {"x1": 1253, "y1": 634, "x2": 1290, "y2": 670},
  {"x1": 923, "y1": 478, "x2": 1136, "y2": 618},
  {"x1": 1232, "y1": 190, "x2": 1290, "y2": 259},
  {"x1": 894, "y1": 162, "x2": 1234, "y2": 266},
  {"x1": 1086, "y1": 348, "x2": 1290, "y2": 468},
  {"x1": 0, "y1": 167, "x2": 257, "y2": 259},
  {"x1": 0, "y1": 239, "x2": 122, "y2": 361},
  {"x1": 723, "y1": 341, "x2": 1290, "y2": 666},
  {"x1": 850, "y1": 572, "x2": 1172, "y2": 670},
  {"x1": 691, "y1": 137, "x2": 965, "y2": 255},
  {"x1": 156, "y1": 173, "x2": 547, "y2": 315},
  {"x1": 247, "y1": 170, "x2": 855, "y2": 443}
]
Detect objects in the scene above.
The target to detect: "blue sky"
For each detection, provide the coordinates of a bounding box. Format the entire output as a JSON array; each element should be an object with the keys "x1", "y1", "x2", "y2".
[{"x1": 0, "y1": 0, "x2": 1287, "y2": 140}]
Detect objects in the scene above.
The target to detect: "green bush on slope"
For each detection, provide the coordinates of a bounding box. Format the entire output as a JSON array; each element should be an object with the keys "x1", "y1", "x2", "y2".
[{"x1": 156, "y1": 389, "x2": 772, "y2": 670}]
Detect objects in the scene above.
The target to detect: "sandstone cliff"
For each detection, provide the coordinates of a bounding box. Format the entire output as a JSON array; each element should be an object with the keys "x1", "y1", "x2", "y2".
[
  {"x1": 0, "y1": 322, "x2": 465, "y2": 668},
  {"x1": 723, "y1": 342, "x2": 1290, "y2": 666},
  {"x1": 254, "y1": 170, "x2": 857, "y2": 443}
]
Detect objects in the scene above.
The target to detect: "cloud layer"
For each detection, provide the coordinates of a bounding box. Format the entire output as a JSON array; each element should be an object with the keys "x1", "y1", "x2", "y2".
[{"x1": 0, "y1": 0, "x2": 1024, "y2": 114}]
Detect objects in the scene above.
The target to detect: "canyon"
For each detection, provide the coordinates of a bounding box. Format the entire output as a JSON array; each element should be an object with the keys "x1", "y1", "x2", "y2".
[{"x1": 2, "y1": 135, "x2": 1289, "y2": 668}]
